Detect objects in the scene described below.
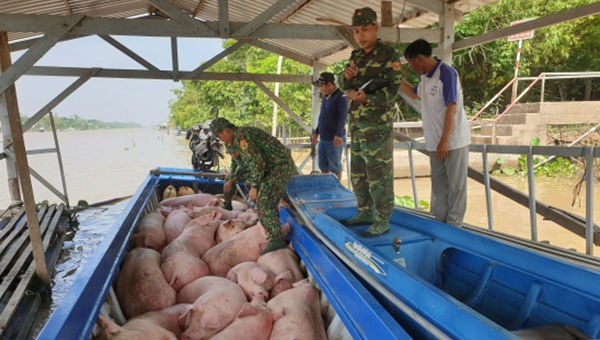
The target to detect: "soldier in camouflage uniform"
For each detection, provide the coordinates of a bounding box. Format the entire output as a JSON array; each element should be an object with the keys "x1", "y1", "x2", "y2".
[
  {"x1": 210, "y1": 117, "x2": 296, "y2": 254},
  {"x1": 341, "y1": 7, "x2": 403, "y2": 237}
]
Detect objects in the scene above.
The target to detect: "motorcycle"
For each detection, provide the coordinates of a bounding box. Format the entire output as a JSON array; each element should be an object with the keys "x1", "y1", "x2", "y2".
[{"x1": 186, "y1": 121, "x2": 224, "y2": 171}]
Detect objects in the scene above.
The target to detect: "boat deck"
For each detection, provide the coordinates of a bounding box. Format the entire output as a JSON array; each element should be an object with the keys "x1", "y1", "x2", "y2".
[
  {"x1": 0, "y1": 204, "x2": 71, "y2": 339},
  {"x1": 287, "y1": 174, "x2": 600, "y2": 339}
]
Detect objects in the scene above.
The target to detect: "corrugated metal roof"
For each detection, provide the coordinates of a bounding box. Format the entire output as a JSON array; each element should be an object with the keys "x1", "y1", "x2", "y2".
[{"x1": 0, "y1": 0, "x2": 498, "y2": 65}]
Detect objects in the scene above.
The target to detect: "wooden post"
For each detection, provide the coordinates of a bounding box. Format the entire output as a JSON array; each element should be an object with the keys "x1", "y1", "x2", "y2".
[
  {"x1": 0, "y1": 32, "x2": 50, "y2": 283},
  {"x1": 0, "y1": 32, "x2": 21, "y2": 202},
  {"x1": 381, "y1": 1, "x2": 393, "y2": 27},
  {"x1": 440, "y1": 2, "x2": 456, "y2": 65}
]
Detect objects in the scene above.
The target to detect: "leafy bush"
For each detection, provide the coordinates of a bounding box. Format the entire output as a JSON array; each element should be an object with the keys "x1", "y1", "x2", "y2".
[
  {"x1": 394, "y1": 195, "x2": 430, "y2": 210},
  {"x1": 492, "y1": 137, "x2": 577, "y2": 177}
]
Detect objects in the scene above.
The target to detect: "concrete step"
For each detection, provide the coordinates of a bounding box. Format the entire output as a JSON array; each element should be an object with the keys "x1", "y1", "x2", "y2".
[
  {"x1": 506, "y1": 102, "x2": 541, "y2": 114},
  {"x1": 495, "y1": 136, "x2": 519, "y2": 145},
  {"x1": 471, "y1": 135, "x2": 493, "y2": 144},
  {"x1": 481, "y1": 124, "x2": 513, "y2": 136},
  {"x1": 497, "y1": 112, "x2": 528, "y2": 124}
]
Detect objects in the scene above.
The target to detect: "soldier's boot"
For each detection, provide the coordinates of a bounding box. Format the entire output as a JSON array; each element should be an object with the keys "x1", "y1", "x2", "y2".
[
  {"x1": 361, "y1": 221, "x2": 390, "y2": 237},
  {"x1": 261, "y1": 239, "x2": 288, "y2": 255},
  {"x1": 223, "y1": 200, "x2": 233, "y2": 211},
  {"x1": 345, "y1": 211, "x2": 374, "y2": 226}
]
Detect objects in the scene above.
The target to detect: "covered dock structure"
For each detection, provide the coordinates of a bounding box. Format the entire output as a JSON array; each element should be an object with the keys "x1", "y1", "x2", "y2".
[{"x1": 0, "y1": 0, "x2": 599, "y2": 337}]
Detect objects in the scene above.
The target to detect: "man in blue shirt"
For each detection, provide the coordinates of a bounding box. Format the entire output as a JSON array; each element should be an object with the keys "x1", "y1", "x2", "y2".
[
  {"x1": 311, "y1": 72, "x2": 348, "y2": 180},
  {"x1": 400, "y1": 39, "x2": 470, "y2": 227}
]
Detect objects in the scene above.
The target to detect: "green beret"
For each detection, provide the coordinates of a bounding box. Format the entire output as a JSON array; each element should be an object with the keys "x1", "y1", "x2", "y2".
[
  {"x1": 210, "y1": 117, "x2": 235, "y2": 135},
  {"x1": 352, "y1": 7, "x2": 377, "y2": 26}
]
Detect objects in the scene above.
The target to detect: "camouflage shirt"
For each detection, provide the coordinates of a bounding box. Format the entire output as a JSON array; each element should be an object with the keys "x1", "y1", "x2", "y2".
[
  {"x1": 341, "y1": 40, "x2": 403, "y2": 130},
  {"x1": 225, "y1": 147, "x2": 248, "y2": 184},
  {"x1": 227, "y1": 126, "x2": 295, "y2": 190}
]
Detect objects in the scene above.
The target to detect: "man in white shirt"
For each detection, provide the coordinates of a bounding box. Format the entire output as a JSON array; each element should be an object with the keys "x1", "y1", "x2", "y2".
[{"x1": 400, "y1": 39, "x2": 470, "y2": 227}]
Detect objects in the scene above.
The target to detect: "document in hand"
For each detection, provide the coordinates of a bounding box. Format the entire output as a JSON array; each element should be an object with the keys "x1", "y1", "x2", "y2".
[{"x1": 360, "y1": 79, "x2": 390, "y2": 94}]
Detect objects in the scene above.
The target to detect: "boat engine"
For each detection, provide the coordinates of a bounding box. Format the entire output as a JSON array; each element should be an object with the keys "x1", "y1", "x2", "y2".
[{"x1": 186, "y1": 122, "x2": 224, "y2": 171}]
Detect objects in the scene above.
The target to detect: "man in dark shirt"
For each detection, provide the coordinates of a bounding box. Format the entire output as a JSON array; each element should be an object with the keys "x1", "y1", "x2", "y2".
[{"x1": 311, "y1": 72, "x2": 348, "y2": 180}]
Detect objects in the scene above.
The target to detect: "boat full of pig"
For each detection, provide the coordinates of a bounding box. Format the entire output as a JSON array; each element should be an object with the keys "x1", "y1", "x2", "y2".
[{"x1": 37, "y1": 168, "x2": 409, "y2": 340}]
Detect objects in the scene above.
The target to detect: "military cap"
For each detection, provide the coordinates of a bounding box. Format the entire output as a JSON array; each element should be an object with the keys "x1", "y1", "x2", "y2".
[
  {"x1": 352, "y1": 7, "x2": 377, "y2": 26},
  {"x1": 210, "y1": 117, "x2": 235, "y2": 135},
  {"x1": 312, "y1": 72, "x2": 335, "y2": 86}
]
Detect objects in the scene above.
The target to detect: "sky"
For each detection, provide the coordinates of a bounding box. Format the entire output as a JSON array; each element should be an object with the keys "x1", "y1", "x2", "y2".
[{"x1": 11, "y1": 36, "x2": 224, "y2": 127}]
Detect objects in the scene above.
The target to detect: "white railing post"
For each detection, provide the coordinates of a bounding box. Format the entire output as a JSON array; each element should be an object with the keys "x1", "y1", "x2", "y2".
[
  {"x1": 527, "y1": 146, "x2": 538, "y2": 242},
  {"x1": 585, "y1": 146, "x2": 594, "y2": 256},
  {"x1": 540, "y1": 73, "x2": 546, "y2": 103}
]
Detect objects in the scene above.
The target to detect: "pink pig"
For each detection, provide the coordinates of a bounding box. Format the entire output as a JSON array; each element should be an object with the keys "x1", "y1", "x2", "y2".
[
  {"x1": 267, "y1": 281, "x2": 327, "y2": 340},
  {"x1": 95, "y1": 304, "x2": 189, "y2": 340},
  {"x1": 209, "y1": 301, "x2": 281, "y2": 340},
  {"x1": 163, "y1": 208, "x2": 192, "y2": 244},
  {"x1": 215, "y1": 219, "x2": 252, "y2": 243},
  {"x1": 161, "y1": 250, "x2": 210, "y2": 291},
  {"x1": 163, "y1": 215, "x2": 220, "y2": 259},
  {"x1": 178, "y1": 277, "x2": 247, "y2": 340},
  {"x1": 132, "y1": 211, "x2": 166, "y2": 251},
  {"x1": 201, "y1": 224, "x2": 268, "y2": 276},
  {"x1": 257, "y1": 248, "x2": 305, "y2": 297},
  {"x1": 190, "y1": 205, "x2": 241, "y2": 220},
  {"x1": 160, "y1": 193, "x2": 222, "y2": 210},
  {"x1": 116, "y1": 248, "x2": 176, "y2": 318},
  {"x1": 235, "y1": 208, "x2": 260, "y2": 225},
  {"x1": 177, "y1": 276, "x2": 243, "y2": 304},
  {"x1": 226, "y1": 262, "x2": 276, "y2": 301}
]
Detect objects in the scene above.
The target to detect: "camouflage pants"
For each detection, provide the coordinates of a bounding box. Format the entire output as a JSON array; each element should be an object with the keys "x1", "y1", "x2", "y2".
[
  {"x1": 350, "y1": 127, "x2": 394, "y2": 224},
  {"x1": 256, "y1": 166, "x2": 296, "y2": 242}
]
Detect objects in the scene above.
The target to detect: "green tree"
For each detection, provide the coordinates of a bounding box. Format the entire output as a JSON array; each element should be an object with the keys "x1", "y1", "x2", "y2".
[
  {"x1": 454, "y1": 0, "x2": 599, "y2": 115},
  {"x1": 169, "y1": 40, "x2": 313, "y2": 135}
]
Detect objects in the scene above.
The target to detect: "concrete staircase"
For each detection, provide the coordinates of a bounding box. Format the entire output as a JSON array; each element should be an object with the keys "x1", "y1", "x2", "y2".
[{"x1": 471, "y1": 101, "x2": 600, "y2": 145}]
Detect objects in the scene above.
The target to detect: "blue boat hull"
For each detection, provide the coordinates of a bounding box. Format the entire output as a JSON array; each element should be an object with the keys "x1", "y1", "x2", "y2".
[
  {"x1": 37, "y1": 168, "x2": 409, "y2": 340},
  {"x1": 286, "y1": 174, "x2": 600, "y2": 339}
]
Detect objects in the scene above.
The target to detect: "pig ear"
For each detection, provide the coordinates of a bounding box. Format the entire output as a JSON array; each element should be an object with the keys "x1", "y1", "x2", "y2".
[
  {"x1": 249, "y1": 267, "x2": 267, "y2": 284},
  {"x1": 212, "y1": 210, "x2": 223, "y2": 221},
  {"x1": 179, "y1": 306, "x2": 194, "y2": 329},
  {"x1": 275, "y1": 270, "x2": 293, "y2": 284},
  {"x1": 226, "y1": 270, "x2": 238, "y2": 282},
  {"x1": 208, "y1": 197, "x2": 221, "y2": 207},
  {"x1": 237, "y1": 303, "x2": 259, "y2": 318},
  {"x1": 258, "y1": 241, "x2": 268, "y2": 253},
  {"x1": 97, "y1": 315, "x2": 121, "y2": 335},
  {"x1": 292, "y1": 278, "x2": 310, "y2": 288},
  {"x1": 271, "y1": 307, "x2": 285, "y2": 321},
  {"x1": 159, "y1": 206, "x2": 172, "y2": 217},
  {"x1": 184, "y1": 204, "x2": 194, "y2": 217}
]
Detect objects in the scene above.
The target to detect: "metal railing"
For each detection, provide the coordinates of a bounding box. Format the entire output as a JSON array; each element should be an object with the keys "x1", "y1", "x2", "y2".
[
  {"x1": 470, "y1": 72, "x2": 600, "y2": 144},
  {"x1": 396, "y1": 140, "x2": 599, "y2": 256}
]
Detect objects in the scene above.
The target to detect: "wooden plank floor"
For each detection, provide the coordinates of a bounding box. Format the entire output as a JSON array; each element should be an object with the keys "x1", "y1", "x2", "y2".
[{"x1": 0, "y1": 204, "x2": 69, "y2": 338}]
